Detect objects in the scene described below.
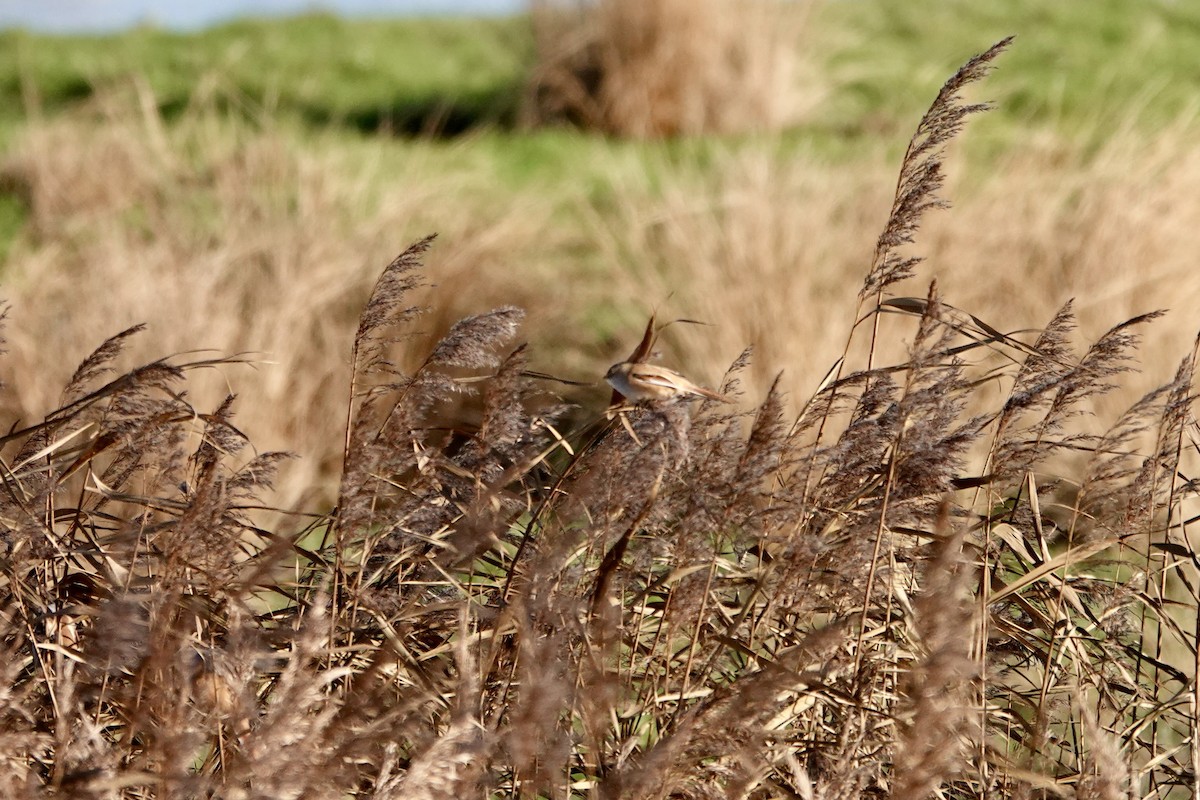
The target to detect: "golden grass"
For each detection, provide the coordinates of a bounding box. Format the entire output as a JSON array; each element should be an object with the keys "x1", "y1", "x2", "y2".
[
  {"x1": 0, "y1": 89, "x2": 570, "y2": 510},
  {"x1": 3, "y1": 87, "x2": 1199, "y2": 510},
  {"x1": 594, "y1": 126, "x2": 1200, "y2": 421}
]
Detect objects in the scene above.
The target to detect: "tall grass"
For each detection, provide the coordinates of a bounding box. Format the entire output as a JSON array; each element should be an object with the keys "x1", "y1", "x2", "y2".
[
  {"x1": 585, "y1": 119, "x2": 1200, "y2": 426},
  {"x1": 5, "y1": 75, "x2": 1200, "y2": 524},
  {"x1": 1, "y1": 38, "x2": 1198, "y2": 798},
  {"x1": 0, "y1": 83, "x2": 572, "y2": 512}
]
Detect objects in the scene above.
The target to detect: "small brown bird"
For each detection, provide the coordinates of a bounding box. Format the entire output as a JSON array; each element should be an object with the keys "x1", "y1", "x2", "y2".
[{"x1": 605, "y1": 361, "x2": 729, "y2": 404}]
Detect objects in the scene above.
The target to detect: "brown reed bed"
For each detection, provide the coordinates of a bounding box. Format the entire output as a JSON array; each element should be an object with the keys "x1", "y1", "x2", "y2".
[{"x1": 0, "y1": 38, "x2": 1197, "y2": 798}]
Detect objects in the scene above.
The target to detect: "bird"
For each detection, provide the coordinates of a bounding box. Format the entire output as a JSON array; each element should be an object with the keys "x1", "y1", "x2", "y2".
[{"x1": 605, "y1": 361, "x2": 730, "y2": 404}]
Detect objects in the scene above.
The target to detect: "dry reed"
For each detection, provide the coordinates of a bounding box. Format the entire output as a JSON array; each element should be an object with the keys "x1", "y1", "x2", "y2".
[
  {"x1": 525, "y1": 0, "x2": 815, "y2": 137},
  {"x1": 0, "y1": 38, "x2": 1196, "y2": 799}
]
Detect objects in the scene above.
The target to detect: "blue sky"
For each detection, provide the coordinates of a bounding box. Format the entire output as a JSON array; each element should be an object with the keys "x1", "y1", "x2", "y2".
[{"x1": 0, "y1": 1, "x2": 522, "y2": 33}]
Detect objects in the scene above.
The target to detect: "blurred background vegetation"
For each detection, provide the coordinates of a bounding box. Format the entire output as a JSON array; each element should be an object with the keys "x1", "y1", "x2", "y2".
[{"x1": 0, "y1": 0, "x2": 1196, "y2": 508}]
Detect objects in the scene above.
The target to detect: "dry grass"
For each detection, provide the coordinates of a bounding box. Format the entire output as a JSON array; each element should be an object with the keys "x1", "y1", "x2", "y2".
[
  {"x1": 588, "y1": 120, "x2": 1200, "y2": 428},
  {"x1": 4, "y1": 79, "x2": 1200, "y2": 524},
  {"x1": 524, "y1": 0, "x2": 817, "y2": 137},
  {"x1": 0, "y1": 86, "x2": 571, "y2": 512},
  {"x1": 0, "y1": 39, "x2": 1199, "y2": 798}
]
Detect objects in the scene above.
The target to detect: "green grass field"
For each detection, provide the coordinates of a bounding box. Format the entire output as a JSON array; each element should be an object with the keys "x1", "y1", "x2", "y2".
[
  {"x1": 2, "y1": 0, "x2": 1197, "y2": 154},
  {"x1": 0, "y1": 0, "x2": 1196, "y2": 261}
]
